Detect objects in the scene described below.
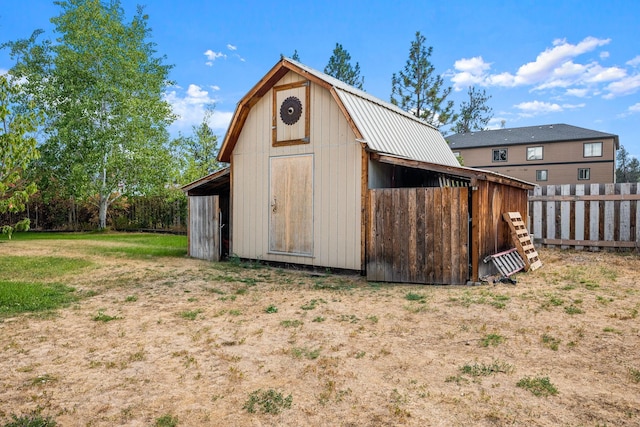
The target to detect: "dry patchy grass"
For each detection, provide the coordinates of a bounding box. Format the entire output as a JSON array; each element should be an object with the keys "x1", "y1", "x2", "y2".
[{"x1": 1, "y1": 238, "x2": 639, "y2": 426}]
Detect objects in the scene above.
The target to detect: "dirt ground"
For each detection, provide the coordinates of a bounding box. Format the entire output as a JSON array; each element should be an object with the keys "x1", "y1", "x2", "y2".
[{"x1": 1, "y1": 239, "x2": 639, "y2": 426}]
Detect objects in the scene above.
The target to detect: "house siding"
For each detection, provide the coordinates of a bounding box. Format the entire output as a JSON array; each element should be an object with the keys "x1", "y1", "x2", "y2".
[
  {"x1": 457, "y1": 137, "x2": 616, "y2": 185},
  {"x1": 231, "y1": 71, "x2": 362, "y2": 270}
]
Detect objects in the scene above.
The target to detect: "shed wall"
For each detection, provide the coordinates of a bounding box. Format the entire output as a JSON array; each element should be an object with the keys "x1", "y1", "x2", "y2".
[
  {"x1": 231, "y1": 71, "x2": 362, "y2": 270},
  {"x1": 472, "y1": 181, "x2": 530, "y2": 280}
]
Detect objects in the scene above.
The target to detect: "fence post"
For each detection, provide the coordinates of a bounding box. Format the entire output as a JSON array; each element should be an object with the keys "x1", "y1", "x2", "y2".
[
  {"x1": 545, "y1": 185, "x2": 556, "y2": 248},
  {"x1": 560, "y1": 184, "x2": 571, "y2": 249},
  {"x1": 575, "y1": 185, "x2": 585, "y2": 250},
  {"x1": 589, "y1": 184, "x2": 600, "y2": 251},
  {"x1": 532, "y1": 186, "x2": 542, "y2": 240},
  {"x1": 619, "y1": 183, "x2": 631, "y2": 242},
  {"x1": 604, "y1": 184, "x2": 615, "y2": 243}
]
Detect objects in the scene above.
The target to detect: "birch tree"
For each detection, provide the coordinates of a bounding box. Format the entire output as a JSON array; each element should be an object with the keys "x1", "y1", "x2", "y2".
[{"x1": 3, "y1": 0, "x2": 174, "y2": 229}]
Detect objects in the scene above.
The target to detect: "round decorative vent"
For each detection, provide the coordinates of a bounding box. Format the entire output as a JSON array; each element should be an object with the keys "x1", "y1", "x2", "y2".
[{"x1": 280, "y1": 96, "x2": 303, "y2": 125}]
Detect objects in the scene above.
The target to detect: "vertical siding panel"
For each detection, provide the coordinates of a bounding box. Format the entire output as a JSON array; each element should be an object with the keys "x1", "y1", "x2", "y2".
[
  {"x1": 449, "y1": 188, "x2": 460, "y2": 284},
  {"x1": 425, "y1": 188, "x2": 435, "y2": 284},
  {"x1": 460, "y1": 188, "x2": 469, "y2": 284},
  {"x1": 336, "y1": 139, "x2": 348, "y2": 267},
  {"x1": 233, "y1": 154, "x2": 244, "y2": 257},
  {"x1": 407, "y1": 189, "x2": 418, "y2": 283},
  {"x1": 391, "y1": 189, "x2": 401, "y2": 282},
  {"x1": 383, "y1": 190, "x2": 394, "y2": 282},
  {"x1": 433, "y1": 188, "x2": 444, "y2": 284},
  {"x1": 415, "y1": 189, "x2": 426, "y2": 284},
  {"x1": 604, "y1": 183, "x2": 615, "y2": 242},
  {"x1": 636, "y1": 184, "x2": 640, "y2": 245},
  {"x1": 575, "y1": 185, "x2": 585, "y2": 250}
]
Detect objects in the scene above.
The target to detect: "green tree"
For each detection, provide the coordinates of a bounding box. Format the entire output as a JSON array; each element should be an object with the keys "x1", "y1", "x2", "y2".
[
  {"x1": 324, "y1": 43, "x2": 364, "y2": 89},
  {"x1": 391, "y1": 31, "x2": 456, "y2": 128},
  {"x1": 616, "y1": 145, "x2": 640, "y2": 182},
  {"x1": 450, "y1": 86, "x2": 493, "y2": 134},
  {"x1": 3, "y1": 0, "x2": 175, "y2": 229},
  {"x1": 174, "y1": 110, "x2": 221, "y2": 184},
  {"x1": 0, "y1": 74, "x2": 40, "y2": 220}
]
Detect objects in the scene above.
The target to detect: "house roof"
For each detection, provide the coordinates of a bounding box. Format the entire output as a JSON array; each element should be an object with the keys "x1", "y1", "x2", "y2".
[
  {"x1": 445, "y1": 123, "x2": 619, "y2": 150},
  {"x1": 218, "y1": 58, "x2": 459, "y2": 167},
  {"x1": 446, "y1": 123, "x2": 619, "y2": 150}
]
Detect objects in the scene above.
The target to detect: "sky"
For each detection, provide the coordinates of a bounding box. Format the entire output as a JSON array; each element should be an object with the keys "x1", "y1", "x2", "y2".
[{"x1": 2, "y1": 0, "x2": 639, "y2": 157}]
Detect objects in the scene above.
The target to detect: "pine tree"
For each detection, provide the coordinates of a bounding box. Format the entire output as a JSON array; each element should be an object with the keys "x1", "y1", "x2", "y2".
[
  {"x1": 391, "y1": 32, "x2": 455, "y2": 128},
  {"x1": 324, "y1": 43, "x2": 364, "y2": 90},
  {"x1": 450, "y1": 86, "x2": 493, "y2": 134}
]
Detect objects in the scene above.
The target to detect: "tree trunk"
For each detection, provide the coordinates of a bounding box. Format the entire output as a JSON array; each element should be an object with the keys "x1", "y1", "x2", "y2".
[{"x1": 99, "y1": 195, "x2": 109, "y2": 229}]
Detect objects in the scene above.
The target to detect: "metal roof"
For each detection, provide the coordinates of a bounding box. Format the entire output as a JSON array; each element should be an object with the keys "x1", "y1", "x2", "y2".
[
  {"x1": 446, "y1": 123, "x2": 619, "y2": 149},
  {"x1": 284, "y1": 59, "x2": 460, "y2": 167}
]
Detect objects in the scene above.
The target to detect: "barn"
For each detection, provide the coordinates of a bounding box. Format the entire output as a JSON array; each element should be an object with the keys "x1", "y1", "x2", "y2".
[{"x1": 183, "y1": 58, "x2": 534, "y2": 284}]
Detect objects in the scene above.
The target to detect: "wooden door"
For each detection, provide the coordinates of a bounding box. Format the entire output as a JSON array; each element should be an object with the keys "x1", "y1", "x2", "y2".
[
  {"x1": 269, "y1": 155, "x2": 313, "y2": 255},
  {"x1": 188, "y1": 195, "x2": 220, "y2": 261},
  {"x1": 367, "y1": 187, "x2": 469, "y2": 285}
]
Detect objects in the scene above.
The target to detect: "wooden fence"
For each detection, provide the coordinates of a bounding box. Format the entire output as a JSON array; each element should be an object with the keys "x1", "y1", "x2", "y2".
[{"x1": 528, "y1": 183, "x2": 640, "y2": 250}]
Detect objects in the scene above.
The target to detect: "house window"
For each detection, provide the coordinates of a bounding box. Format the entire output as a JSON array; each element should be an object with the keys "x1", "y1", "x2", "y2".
[
  {"x1": 452, "y1": 151, "x2": 460, "y2": 157},
  {"x1": 583, "y1": 142, "x2": 602, "y2": 157},
  {"x1": 536, "y1": 170, "x2": 548, "y2": 181},
  {"x1": 578, "y1": 168, "x2": 590, "y2": 180},
  {"x1": 492, "y1": 148, "x2": 508, "y2": 162},
  {"x1": 527, "y1": 146, "x2": 543, "y2": 160}
]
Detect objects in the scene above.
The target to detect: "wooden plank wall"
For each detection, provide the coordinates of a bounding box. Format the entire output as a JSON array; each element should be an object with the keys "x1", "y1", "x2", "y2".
[
  {"x1": 472, "y1": 181, "x2": 530, "y2": 281},
  {"x1": 188, "y1": 196, "x2": 220, "y2": 261},
  {"x1": 367, "y1": 187, "x2": 469, "y2": 285},
  {"x1": 529, "y1": 183, "x2": 640, "y2": 250}
]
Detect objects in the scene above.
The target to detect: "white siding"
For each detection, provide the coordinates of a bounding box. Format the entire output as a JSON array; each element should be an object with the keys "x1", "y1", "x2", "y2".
[{"x1": 232, "y1": 71, "x2": 362, "y2": 270}]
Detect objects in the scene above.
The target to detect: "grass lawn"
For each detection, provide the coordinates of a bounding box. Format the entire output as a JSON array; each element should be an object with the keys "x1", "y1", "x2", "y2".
[{"x1": 0, "y1": 232, "x2": 639, "y2": 426}]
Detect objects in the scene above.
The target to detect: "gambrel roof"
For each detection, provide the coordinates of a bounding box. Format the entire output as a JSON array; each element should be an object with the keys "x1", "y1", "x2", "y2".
[
  {"x1": 218, "y1": 58, "x2": 460, "y2": 167},
  {"x1": 446, "y1": 123, "x2": 619, "y2": 150}
]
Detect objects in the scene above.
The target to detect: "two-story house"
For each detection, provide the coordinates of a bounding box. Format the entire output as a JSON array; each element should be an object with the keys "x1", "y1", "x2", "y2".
[{"x1": 446, "y1": 124, "x2": 619, "y2": 185}]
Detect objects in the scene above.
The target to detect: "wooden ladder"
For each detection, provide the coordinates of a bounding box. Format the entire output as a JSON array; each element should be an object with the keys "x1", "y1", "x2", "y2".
[{"x1": 502, "y1": 212, "x2": 543, "y2": 271}]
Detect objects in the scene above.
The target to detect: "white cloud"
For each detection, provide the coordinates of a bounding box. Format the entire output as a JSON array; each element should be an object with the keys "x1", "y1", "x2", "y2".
[
  {"x1": 627, "y1": 56, "x2": 640, "y2": 67},
  {"x1": 450, "y1": 36, "x2": 617, "y2": 92},
  {"x1": 513, "y1": 100, "x2": 585, "y2": 117},
  {"x1": 603, "y1": 73, "x2": 640, "y2": 98},
  {"x1": 514, "y1": 100, "x2": 563, "y2": 116},
  {"x1": 210, "y1": 85, "x2": 221, "y2": 91},
  {"x1": 164, "y1": 84, "x2": 233, "y2": 135},
  {"x1": 600, "y1": 51, "x2": 610, "y2": 59},
  {"x1": 566, "y1": 88, "x2": 589, "y2": 97},
  {"x1": 630, "y1": 102, "x2": 640, "y2": 113},
  {"x1": 513, "y1": 37, "x2": 610, "y2": 85},
  {"x1": 204, "y1": 49, "x2": 226, "y2": 66},
  {"x1": 450, "y1": 56, "x2": 491, "y2": 90},
  {"x1": 227, "y1": 44, "x2": 237, "y2": 51},
  {"x1": 584, "y1": 64, "x2": 626, "y2": 83}
]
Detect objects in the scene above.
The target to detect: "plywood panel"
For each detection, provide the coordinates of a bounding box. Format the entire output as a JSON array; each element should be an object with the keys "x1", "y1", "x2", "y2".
[{"x1": 269, "y1": 155, "x2": 313, "y2": 255}]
